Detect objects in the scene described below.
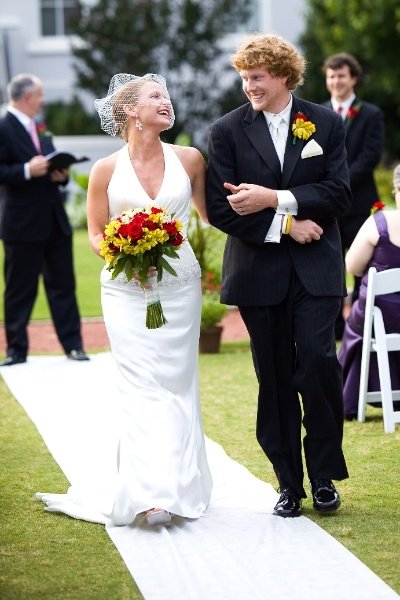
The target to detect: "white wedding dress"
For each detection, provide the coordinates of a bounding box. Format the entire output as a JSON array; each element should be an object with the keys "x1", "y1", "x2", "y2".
[{"x1": 37, "y1": 142, "x2": 213, "y2": 525}]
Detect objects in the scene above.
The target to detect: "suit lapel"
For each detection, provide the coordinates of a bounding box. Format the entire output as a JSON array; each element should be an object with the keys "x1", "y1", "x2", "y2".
[
  {"x1": 344, "y1": 96, "x2": 362, "y2": 133},
  {"x1": 281, "y1": 101, "x2": 305, "y2": 188},
  {"x1": 242, "y1": 99, "x2": 318, "y2": 189},
  {"x1": 7, "y1": 112, "x2": 39, "y2": 153},
  {"x1": 243, "y1": 107, "x2": 281, "y2": 183}
]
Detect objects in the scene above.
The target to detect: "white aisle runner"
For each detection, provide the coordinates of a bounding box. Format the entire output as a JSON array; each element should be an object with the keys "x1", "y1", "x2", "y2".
[{"x1": 1, "y1": 354, "x2": 398, "y2": 600}]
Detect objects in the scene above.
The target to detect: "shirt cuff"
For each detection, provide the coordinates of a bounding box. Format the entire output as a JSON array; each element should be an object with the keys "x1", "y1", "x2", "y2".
[
  {"x1": 265, "y1": 214, "x2": 283, "y2": 243},
  {"x1": 276, "y1": 190, "x2": 298, "y2": 215},
  {"x1": 24, "y1": 163, "x2": 31, "y2": 180}
]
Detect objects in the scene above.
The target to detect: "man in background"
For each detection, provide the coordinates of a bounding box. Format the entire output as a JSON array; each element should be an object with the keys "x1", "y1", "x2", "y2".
[
  {"x1": 322, "y1": 52, "x2": 384, "y2": 340},
  {"x1": 0, "y1": 73, "x2": 88, "y2": 365}
]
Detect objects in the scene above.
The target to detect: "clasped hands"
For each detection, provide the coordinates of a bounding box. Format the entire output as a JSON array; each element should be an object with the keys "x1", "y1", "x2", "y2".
[
  {"x1": 224, "y1": 181, "x2": 323, "y2": 244},
  {"x1": 28, "y1": 155, "x2": 68, "y2": 182}
]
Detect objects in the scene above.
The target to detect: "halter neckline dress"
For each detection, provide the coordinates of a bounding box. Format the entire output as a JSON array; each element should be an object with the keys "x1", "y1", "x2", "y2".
[{"x1": 37, "y1": 142, "x2": 212, "y2": 525}]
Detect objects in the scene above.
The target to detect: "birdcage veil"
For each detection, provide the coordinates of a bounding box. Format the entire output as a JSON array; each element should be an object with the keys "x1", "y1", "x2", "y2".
[{"x1": 94, "y1": 73, "x2": 175, "y2": 137}]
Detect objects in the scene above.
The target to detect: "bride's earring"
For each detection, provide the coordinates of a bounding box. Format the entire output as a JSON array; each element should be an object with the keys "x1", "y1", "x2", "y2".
[{"x1": 136, "y1": 117, "x2": 143, "y2": 131}]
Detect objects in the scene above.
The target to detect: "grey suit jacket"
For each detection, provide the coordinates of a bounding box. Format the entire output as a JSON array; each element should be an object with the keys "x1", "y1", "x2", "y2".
[{"x1": 206, "y1": 97, "x2": 352, "y2": 306}]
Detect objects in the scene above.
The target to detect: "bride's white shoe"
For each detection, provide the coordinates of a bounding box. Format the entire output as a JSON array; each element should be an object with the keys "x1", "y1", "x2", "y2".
[{"x1": 145, "y1": 507, "x2": 171, "y2": 526}]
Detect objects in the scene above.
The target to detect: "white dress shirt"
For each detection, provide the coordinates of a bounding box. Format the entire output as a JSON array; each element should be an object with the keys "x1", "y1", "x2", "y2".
[
  {"x1": 263, "y1": 96, "x2": 298, "y2": 243},
  {"x1": 331, "y1": 93, "x2": 356, "y2": 120}
]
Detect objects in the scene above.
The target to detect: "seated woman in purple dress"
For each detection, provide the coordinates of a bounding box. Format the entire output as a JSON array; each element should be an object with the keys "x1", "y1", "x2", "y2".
[{"x1": 338, "y1": 164, "x2": 400, "y2": 420}]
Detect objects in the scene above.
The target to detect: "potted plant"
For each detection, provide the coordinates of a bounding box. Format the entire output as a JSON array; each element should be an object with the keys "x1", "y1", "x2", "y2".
[
  {"x1": 187, "y1": 208, "x2": 228, "y2": 352},
  {"x1": 199, "y1": 272, "x2": 227, "y2": 353}
]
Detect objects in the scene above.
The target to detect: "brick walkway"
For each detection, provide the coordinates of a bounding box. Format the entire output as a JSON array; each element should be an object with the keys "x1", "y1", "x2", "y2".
[{"x1": 0, "y1": 308, "x2": 249, "y2": 354}]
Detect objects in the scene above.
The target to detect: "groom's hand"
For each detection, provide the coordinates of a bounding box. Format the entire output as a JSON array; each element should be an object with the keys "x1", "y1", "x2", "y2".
[
  {"x1": 224, "y1": 182, "x2": 278, "y2": 215},
  {"x1": 290, "y1": 219, "x2": 323, "y2": 244}
]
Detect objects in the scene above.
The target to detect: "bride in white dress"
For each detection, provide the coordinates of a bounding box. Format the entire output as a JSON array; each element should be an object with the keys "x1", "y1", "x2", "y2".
[{"x1": 37, "y1": 73, "x2": 212, "y2": 526}]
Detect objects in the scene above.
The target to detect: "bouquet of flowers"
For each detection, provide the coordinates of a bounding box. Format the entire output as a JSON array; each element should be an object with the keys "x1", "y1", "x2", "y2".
[{"x1": 100, "y1": 206, "x2": 184, "y2": 328}]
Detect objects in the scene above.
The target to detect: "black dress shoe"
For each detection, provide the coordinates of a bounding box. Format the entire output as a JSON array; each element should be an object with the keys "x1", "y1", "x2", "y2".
[
  {"x1": 66, "y1": 349, "x2": 90, "y2": 361},
  {"x1": 0, "y1": 355, "x2": 27, "y2": 367},
  {"x1": 273, "y1": 488, "x2": 302, "y2": 518},
  {"x1": 310, "y1": 479, "x2": 340, "y2": 512}
]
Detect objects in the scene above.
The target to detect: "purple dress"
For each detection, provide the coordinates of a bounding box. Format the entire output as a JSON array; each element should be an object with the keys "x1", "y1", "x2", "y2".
[{"x1": 338, "y1": 211, "x2": 400, "y2": 416}]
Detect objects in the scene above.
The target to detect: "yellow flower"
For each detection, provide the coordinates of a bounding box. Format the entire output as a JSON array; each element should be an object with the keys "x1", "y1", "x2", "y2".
[
  {"x1": 292, "y1": 112, "x2": 316, "y2": 144},
  {"x1": 104, "y1": 220, "x2": 119, "y2": 236},
  {"x1": 292, "y1": 118, "x2": 316, "y2": 140}
]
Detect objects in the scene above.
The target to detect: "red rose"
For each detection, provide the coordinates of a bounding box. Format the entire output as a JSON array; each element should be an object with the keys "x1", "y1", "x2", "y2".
[
  {"x1": 294, "y1": 111, "x2": 309, "y2": 122},
  {"x1": 170, "y1": 232, "x2": 183, "y2": 247},
  {"x1": 119, "y1": 222, "x2": 143, "y2": 240},
  {"x1": 370, "y1": 200, "x2": 386, "y2": 214},
  {"x1": 132, "y1": 212, "x2": 147, "y2": 225},
  {"x1": 144, "y1": 218, "x2": 158, "y2": 230},
  {"x1": 151, "y1": 207, "x2": 163, "y2": 214},
  {"x1": 117, "y1": 223, "x2": 130, "y2": 237},
  {"x1": 164, "y1": 222, "x2": 178, "y2": 237},
  {"x1": 347, "y1": 107, "x2": 359, "y2": 119}
]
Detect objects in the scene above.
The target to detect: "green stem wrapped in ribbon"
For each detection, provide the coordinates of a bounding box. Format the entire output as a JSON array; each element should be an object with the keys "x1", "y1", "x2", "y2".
[{"x1": 143, "y1": 272, "x2": 167, "y2": 329}]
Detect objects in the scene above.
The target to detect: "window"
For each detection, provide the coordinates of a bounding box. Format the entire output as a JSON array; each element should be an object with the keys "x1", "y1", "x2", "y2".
[{"x1": 40, "y1": 0, "x2": 79, "y2": 36}]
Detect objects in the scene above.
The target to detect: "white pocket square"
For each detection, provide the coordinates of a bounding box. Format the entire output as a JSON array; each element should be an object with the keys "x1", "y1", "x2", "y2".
[{"x1": 301, "y1": 139, "x2": 323, "y2": 159}]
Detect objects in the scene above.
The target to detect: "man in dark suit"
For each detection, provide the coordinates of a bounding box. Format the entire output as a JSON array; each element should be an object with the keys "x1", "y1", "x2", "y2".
[
  {"x1": 322, "y1": 52, "x2": 385, "y2": 339},
  {"x1": 0, "y1": 73, "x2": 88, "y2": 365},
  {"x1": 206, "y1": 35, "x2": 350, "y2": 517}
]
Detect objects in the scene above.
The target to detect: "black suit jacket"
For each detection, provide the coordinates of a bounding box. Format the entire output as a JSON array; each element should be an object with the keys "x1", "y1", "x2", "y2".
[
  {"x1": 322, "y1": 97, "x2": 384, "y2": 217},
  {"x1": 0, "y1": 112, "x2": 71, "y2": 242},
  {"x1": 206, "y1": 97, "x2": 352, "y2": 307}
]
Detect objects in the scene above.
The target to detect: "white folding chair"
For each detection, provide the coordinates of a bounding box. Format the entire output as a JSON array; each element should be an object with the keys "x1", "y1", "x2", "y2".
[{"x1": 358, "y1": 267, "x2": 400, "y2": 432}]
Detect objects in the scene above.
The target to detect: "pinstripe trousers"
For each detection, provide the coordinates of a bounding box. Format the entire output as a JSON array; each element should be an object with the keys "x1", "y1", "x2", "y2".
[{"x1": 239, "y1": 269, "x2": 349, "y2": 499}]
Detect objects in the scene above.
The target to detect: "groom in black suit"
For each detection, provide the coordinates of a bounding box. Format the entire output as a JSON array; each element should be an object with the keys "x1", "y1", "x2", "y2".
[
  {"x1": 206, "y1": 35, "x2": 350, "y2": 517},
  {"x1": 0, "y1": 74, "x2": 88, "y2": 365}
]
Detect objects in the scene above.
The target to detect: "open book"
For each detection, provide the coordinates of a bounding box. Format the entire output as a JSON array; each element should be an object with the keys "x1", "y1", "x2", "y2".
[{"x1": 46, "y1": 151, "x2": 89, "y2": 171}]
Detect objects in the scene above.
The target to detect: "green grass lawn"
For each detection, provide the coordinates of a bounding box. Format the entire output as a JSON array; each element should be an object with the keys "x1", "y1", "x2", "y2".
[
  {"x1": 1, "y1": 197, "x2": 399, "y2": 597},
  {"x1": 0, "y1": 341, "x2": 399, "y2": 599}
]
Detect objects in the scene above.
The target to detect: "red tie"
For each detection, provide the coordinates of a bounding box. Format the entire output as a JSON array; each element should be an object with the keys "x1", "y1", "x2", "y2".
[
  {"x1": 29, "y1": 119, "x2": 41, "y2": 153},
  {"x1": 337, "y1": 105, "x2": 343, "y2": 115}
]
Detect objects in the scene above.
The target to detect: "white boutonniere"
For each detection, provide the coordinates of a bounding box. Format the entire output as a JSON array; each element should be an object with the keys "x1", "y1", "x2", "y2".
[{"x1": 301, "y1": 139, "x2": 324, "y2": 159}]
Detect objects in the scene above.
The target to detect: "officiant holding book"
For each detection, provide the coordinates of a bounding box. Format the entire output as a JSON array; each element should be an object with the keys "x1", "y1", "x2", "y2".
[{"x1": 0, "y1": 73, "x2": 88, "y2": 365}]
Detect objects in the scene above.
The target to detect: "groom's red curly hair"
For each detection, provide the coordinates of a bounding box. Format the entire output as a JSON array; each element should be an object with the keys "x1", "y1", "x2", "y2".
[{"x1": 231, "y1": 34, "x2": 306, "y2": 92}]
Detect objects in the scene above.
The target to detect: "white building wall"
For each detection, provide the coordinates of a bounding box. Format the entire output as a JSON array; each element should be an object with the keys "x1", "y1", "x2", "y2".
[
  {"x1": 259, "y1": 0, "x2": 305, "y2": 46},
  {"x1": 0, "y1": 0, "x2": 84, "y2": 105}
]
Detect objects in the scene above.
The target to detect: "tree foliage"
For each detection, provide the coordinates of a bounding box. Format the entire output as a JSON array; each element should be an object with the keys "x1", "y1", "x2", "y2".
[
  {"x1": 299, "y1": 0, "x2": 400, "y2": 161},
  {"x1": 70, "y1": 0, "x2": 250, "y2": 149},
  {"x1": 45, "y1": 95, "x2": 99, "y2": 135}
]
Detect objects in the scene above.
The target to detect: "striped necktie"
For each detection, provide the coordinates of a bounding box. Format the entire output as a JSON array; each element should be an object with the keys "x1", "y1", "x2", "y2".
[{"x1": 337, "y1": 105, "x2": 345, "y2": 120}]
